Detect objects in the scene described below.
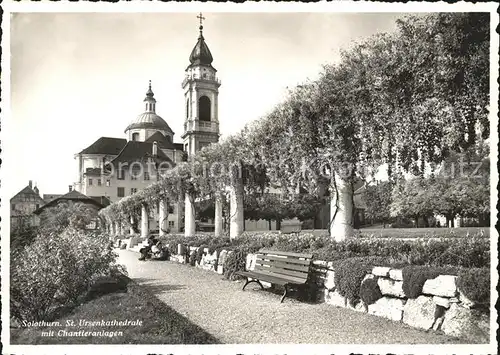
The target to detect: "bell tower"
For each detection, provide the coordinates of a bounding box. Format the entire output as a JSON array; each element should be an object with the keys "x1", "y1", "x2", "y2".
[{"x1": 181, "y1": 13, "x2": 221, "y2": 157}]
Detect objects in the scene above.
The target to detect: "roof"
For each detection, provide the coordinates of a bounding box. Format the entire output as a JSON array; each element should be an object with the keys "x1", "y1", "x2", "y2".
[
  {"x1": 109, "y1": 141, "x2": 175, "y2": 166},
  {"x1": 188, "y1": 29, "x2": 216, "y2": 70},
  {"x1": 34, "y1": 190, "x2": 105, "y2": 215},
  {"x1": 11, "y1": 185, "x2": 44, "y2": 202},
  {"x1": 43, "y1": 194, "x2": 63, "y2": 203},
  {"x1": 145, "y1": 131, "x2": 181, "y2": 150},
  {"x1": 124, "y1": 112, "x2": 174, "y2": 134},
  {"x1": 125, "y1": 82, "x2": 174, "y2": 134},
  {"x1": 79, "y1": 137, "x2": 127, "y2": 155}
]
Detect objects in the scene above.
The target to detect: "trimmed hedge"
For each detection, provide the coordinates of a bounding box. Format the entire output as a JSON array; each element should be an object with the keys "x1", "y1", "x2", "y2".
[
  {"x1": 156, "y1": 232, "x2": 489, "y2": 268},
  {"x1": 456, "y1": 268, "x2": 490, "y2": 305},
  {"x1": 333, "y1": 256, "x2": 389, "y2": 306},
  {"x1": 223, "y1": 250, "x2": 247, "y2": 280},
  {"x1": 359, "y1": 277, "x2": 383, "y2": 305},
  {"x1": 401, "y1": 265, "x2": 460, "y2": 299}
]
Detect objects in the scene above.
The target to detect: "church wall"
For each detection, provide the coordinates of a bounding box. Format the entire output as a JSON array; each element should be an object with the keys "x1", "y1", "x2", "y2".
[{"x1": 128, "y1": 129, "x2": 145, "y2": 142}]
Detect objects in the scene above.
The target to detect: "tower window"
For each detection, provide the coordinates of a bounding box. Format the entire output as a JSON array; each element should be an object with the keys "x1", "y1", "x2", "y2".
[
  {"x1": 199, "y1": 96, "x2": 211, "y2": 121},
  {"x1": 132, "y1": 132, "x2": 139, "y2": 141},
  {"x1": 186, "y1": 98, "x2": 190, "y2": 119}
]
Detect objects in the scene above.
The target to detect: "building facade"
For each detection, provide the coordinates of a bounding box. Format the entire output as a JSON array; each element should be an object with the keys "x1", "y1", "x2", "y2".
[
  {"x1": 73, "y1": 20, "x2": 221, "y2": 234},
  {"x1": 10, "y1": 180, "x2": 45, "y2": 230}
]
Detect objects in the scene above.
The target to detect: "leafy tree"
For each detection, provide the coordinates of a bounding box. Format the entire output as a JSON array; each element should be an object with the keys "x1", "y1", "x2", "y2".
[
  {"x1": 390, "y1": 178, "x2": 437, "y2": 227},
  {"x1": 39, "y1": 202, "x2": 99, "y2": 235},
  {"x1": 364, "y1": 181, "x2": 393, "y2": 227},
  {"x1": 10, "y1": 215, "x2": 38, "y2": 253},
  {"x1": 254, "y1": 13, "x2": 489, "y2": 240},
  {"x1": 431, "y1": 143, "x2": 490, "y2": 226}
]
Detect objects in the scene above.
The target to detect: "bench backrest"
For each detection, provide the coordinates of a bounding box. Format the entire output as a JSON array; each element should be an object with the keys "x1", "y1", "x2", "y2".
[{"x1": 253, "y1": 249, "x2": 313, "y2": 284}]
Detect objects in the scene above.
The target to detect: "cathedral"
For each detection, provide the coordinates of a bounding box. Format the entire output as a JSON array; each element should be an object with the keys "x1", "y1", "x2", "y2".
[{"x1": 74, "y1": 15, "x2": 220, "y2": 233}]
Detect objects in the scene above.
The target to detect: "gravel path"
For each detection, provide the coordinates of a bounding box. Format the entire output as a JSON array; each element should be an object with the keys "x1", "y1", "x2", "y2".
[{"x1": 117, "y1": 250, "x2": 462, "y2": 344}]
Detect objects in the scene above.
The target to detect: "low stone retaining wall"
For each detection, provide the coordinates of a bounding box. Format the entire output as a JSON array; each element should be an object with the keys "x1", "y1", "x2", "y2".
[
  {"x1": 136, "y1": 245, "x2": 490, "y2": 343},
  {"x1": 310, "y1": 262, "x2": 489, "y2": 343}
]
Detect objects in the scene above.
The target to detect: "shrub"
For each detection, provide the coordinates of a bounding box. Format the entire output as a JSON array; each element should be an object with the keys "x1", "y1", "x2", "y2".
[
  {"x1": 189, "y1": 251, "x2": 196, "y2": 266},
  {"x1": 333, "y1": 256, "x2": 388, "y2": 306},
  {"x1": 402, "y1": 265, "x2": 460, "y2": 299},
  {"x1": 196, "y1": 245, "x2": 207, "y2": 264},
  {"x1": 456, "y1": 268, "x2": 490, "y2": 305},
  {"x1": 10, "y1": 229, "x2": 122, "y2": 323},
  {"x1": 223, "y1": 250, "x2": 247, "y2": 280},
  {"x1": 359, "y1": 277, "x2": 383, "y2": 305}
]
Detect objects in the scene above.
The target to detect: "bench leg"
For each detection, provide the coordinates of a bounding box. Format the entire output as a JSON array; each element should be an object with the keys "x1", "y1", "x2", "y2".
[
  {"x1": 242, "y1": 278, "x2": 264, "y2": 291},
  {"x1": 280, "y1": 284, "x2": 288, "y2": 303}
]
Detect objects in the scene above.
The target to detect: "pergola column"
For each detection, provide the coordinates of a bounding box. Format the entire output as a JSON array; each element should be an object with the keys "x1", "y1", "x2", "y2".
[
  {"x1": 184, "y1": 193, "x2": 196, "y2": 237},
  {"x1": 159, "y1": 198, "x2": 169, "y2": 237},
  {"x1": 214, "y1": 193, "x2": 223, "y2": 237},
  {"x1": 141, "y1": 204, "x2": 149, "y2": 239},
  {"x1": 229, "y1": 180, "x2": 244, "y2": 239},
  {"x1": 329, "y1": 173, "x2": 354, "y2": 242},
  {"x1": 129, "y1": 215, "x2": 135, "y2": 235}
]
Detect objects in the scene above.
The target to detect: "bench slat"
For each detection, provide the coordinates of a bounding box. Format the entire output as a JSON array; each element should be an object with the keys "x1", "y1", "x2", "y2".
[
  {"x1": 253, "y1": 265, "x2": 309, "y2": 281},
  {"x1": 256, "y1": 255, "x2": 311, "y2": 266},
  {"x1": 238, "y1": 270, "x2": 306, "y2": 285},
  {"x1": 259, "y1": 249, "x2": 313, "y2": 259},
  {"x1": 255, "y1": 259, "x2": 310, "y2": 273},
  {"x1": 250, "y1": 270, "x2": 305, "y2": 284}
]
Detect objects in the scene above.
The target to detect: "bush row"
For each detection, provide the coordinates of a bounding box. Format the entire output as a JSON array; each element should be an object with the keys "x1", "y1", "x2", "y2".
[
  {"x1": 154, "y1": 231, "x2": 490, "y2": 268},
  {"x1": 11, "y1": 229, "x2": 123, "y2": 323}
]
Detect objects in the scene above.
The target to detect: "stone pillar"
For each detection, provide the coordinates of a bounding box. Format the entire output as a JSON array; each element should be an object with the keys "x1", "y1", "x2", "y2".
[
  {"x1": 214, "y1": 194, "x2": 223, "y2": 237},
  {"x1": 159, "y1": 198, "x2": 168, "y2": 237},
  {"x1": 229, "y1": 180, "x2": 244, "y2": 239},
  {"x1": 184, "y1": 193, "x2": 196, "y2": 237},
  {"x1": 129, "y1": 215, "x2": 135, "y2": 235},
  {"x1": 141, "y1": 204, "x2": 149, "y2": 239},
  {"x1": 329, "y1": 173, "x2": 354, "y2": 242}
]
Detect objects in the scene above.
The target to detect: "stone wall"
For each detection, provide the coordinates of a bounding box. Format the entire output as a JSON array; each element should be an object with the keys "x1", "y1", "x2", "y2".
[
  {"x1": 313, "y1": 262, "x2": 490, "y2": 343},
  {"x1": 157, "y1": 246, "x2": 490, "y2": 343}
]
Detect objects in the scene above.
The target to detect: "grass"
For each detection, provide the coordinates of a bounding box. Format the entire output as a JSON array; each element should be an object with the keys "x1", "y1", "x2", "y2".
[
  {"x1": 237, "y1": 227, "x2": 490, "y2": 239},
  {"x1": 10, "y1": 277, "x2": 220, "y2": 345},
  {"x1": 355, "y1": 227, "x2": 490, "y2": 238}
]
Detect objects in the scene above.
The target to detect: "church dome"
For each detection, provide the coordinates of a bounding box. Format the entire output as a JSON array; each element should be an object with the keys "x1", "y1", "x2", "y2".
[
  {"x1": 124, "y1": 81, "x2": 174, "y2": 135},
  {"x1": 125, "y1": 112, "x2": 173, "y2": 134},
  {"x1": 189, "y1": 29, "x2": 214, "y2": 66}
]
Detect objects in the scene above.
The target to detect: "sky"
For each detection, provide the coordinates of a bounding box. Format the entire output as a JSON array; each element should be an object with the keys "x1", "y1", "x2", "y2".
[{"x1": 6, "y1": 11, "x2": 406, "y2": 199}]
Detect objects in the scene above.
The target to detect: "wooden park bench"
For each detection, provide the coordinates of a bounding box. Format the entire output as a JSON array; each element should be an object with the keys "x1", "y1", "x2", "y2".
[{"x1": 235, "y1": 249, "x2": 313, "y2": 303}]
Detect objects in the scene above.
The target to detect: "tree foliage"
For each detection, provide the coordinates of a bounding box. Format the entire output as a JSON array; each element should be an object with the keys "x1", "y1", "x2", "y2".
[
  {"x1": 99, "y1": 13, "x2": 490, "y2": 238},
  {"x1": 39, "y1": 202, "x2": 99, "y2": 235},
  {"x1": 364, "y1": 181, "x2": 393, "y2": 226}
]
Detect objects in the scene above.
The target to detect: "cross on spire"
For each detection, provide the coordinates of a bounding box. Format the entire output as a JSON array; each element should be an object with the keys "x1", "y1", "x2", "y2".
[{"x1": 197, "y1": 12, "x2": 205, "y2": 31}]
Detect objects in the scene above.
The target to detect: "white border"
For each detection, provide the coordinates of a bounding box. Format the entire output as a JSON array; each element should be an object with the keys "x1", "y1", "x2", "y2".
[{"x1": 1, "y1": 1, "x2": 498, "y2": 355}]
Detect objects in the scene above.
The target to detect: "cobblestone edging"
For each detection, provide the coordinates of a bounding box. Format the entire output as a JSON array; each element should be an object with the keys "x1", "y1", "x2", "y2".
[{"x1": 124, "y1": 240, "x2": 490, "y2": 343}]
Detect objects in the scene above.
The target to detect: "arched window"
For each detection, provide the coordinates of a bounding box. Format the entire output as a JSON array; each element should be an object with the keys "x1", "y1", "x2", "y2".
[
  {"x1": 186, "y1": 98, "x2": 189, "y2": 119},
  {"x1": 132, "y1": 132, "x2": 139, "y2": 141},
  {"x1": 199, "y1": 96, "x2": 211, "y2": 121}
]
